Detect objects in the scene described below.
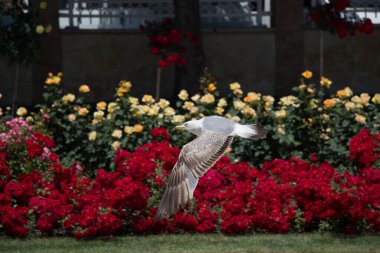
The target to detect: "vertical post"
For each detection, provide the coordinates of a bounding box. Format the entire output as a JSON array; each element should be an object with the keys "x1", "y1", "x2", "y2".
[
  {"x1": 156, "y1": 67, "x2": 161, "y2": 100},
  {"x1": 11, "y1": 64, "x2": 20, "y2": 117},
  {"x1": 68, "y1": 0, "x2": 74, "y2": 27},
  {"x1": 319, "y1": 30, "x2": 324, "y2": 77},
  {"x1": 274, "y1": 0, "x2": 305, "y2": 96},
  {"x1": 32, "y1": 0, "x2": 63, "y2": 104},
  {"x1": 256, "y1": 0, "x2": 262, "y2": 26}
]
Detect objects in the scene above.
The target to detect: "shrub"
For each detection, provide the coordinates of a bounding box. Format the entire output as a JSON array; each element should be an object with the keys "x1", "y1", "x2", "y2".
[
  {"x1": 0, "y1": 121, "x2": 379, "y2": 238},
  {"x1": 2, "y1": 71, "x2": 377, "y2": 174}
]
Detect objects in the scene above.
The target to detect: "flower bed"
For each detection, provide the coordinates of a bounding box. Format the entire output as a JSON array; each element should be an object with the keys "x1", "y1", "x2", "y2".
[
  {"x1": 0, "y1": 120, "x2": 379, "y2": 238},
  {"x1": 2, "y1": 71, "x2": 379, "y2": 174}
]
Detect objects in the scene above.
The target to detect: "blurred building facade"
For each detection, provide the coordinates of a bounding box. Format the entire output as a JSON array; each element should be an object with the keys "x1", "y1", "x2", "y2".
[{"x1": 1, "y1": 0, "x2": 380, "y2": 106}]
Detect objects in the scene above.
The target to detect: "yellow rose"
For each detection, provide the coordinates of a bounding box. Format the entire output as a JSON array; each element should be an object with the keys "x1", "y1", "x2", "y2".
[
  {"x1": 78, "y1": 107, "x2": 89, "y2": 116},
  {"x1": 142, "y1": 95, "x2": 154, "y2": 104},
  {"x1": 62, "y1": 93, "x2": 75, "y2": 104},
  {"x1": 274, "y1": 109, "x2": 287, "y2": 119},
  {"x1": 148, "y1": 106, "x2": 159, "y2": 116},
  {"x1": 229, "y1": 82, "x2": 241, "y2": 91},
  {"x1": 112, "y1": 141, "x2": 121, "y2": 150},
  {"x1": 231, "y1": 116, "x2": 241, "y2": 122},
  {"x1": 120, "y1": 81, "x2": 132, "y2": 90},
  {"x1": 191, "y1": 94, "x2": 200, "y2": 102},
  {"x1": 129, "y1": 97, "x2": 139, "y2": 105},
  {"x1": 88, "y1": 131, "x2": 97, "y2": 141},
  {"x1": 280, "y1": 96, "x2": 298, "y2": 107},
  {"x1": 233, "y1": 89, "x2": 243, "y2": 96},
  {"x1": 183, "y1": 101, "x2": 194, "y2": 111},
  {"x1": 359, "y1": 93, "x2": 370, "y2": 106},
  {"x1": 243, "y1": 92, "x2": 260, "y2": 103},
  {"x1": 96, "y1": 101, "x2": 107, "y2": 110},
  {"x1": 320, "y1": 76, "x2": 332, "y2": 88},
  {"x1": 277, "y1": 124, "x2": 285, "y2": 134},
  {"x1": 124, "y1": 126, "x2": 134, "y2": 135},
  {"x1": 336, "y1": 87, "x2": 353, "y2": 98},
  {"x1": 298, "y1": 84, "x2": 307, "y2": 90},
  {"x1": 207, "y1": 83, "x2": 216, "y2": 92},
  {"x1": 172, "y1": 115, "x2": 185, "y2": 123},
  {"x1": 217, "y1": 98, "x2": 227, "y2": 108},
  {"x1": 345, "y1": 101, "x2": 356, "y2": 111},
  {"x1": 79, "y1": 85, "x2": 90, "y2": 93},
  {"x1": 158, "y1": 99, "x2": 170, "y2": 109},
  {"x1": 233, "y1": 101, "x2": 246, "y2": 110},
  {"x1": 36, "y1": 25, "x2": 44, "y2": 34},
  {"x1": 242, "y1": 106, "x2": 256, "y2": 118},
  {"x1": 323, "y1": 99, "x2": 335, "y2": 109},
  {"x1": 68, "y1": 114, "x2": 76, "y2": 121},
  {"x1": 92, "y1": 119, "x2": 100, "y2": 125},
  {"x1": 164, "y1": 107, "x2": 175, "y2": 116},
  {"x1": 322, "y1": 114, "x2": 330, "y2": 122},
  {"x1": 303, "y1": 118, "x2": 314, "y2": 126},
  {"x1": 16, "y1": 107, "x2": 28, "y2": 116},
  {"x1": 117, "y1": 87, "x2": 128, "y2": 97},
  {"x1": 320, "y1": 133, "x2": 330, "y2": 140},
  {"x1": 355, "y1": 114, "x2": 366, "y2": 124},
  {"x1": 200, "y1": 94, "x2": 215, "y2": 104},
  {"x1": 189, "y1": 107, "x2": 198, "y2": 115},
  {"x1": 307, "y1": 88, "x2": 315, "y2": 94},
  {"x1": 141, "y1": 105, "x2": 150, "y2": 114},
  {"x1": 301, "y1": 70, "x2": 313, "y2": 79},
  {"x1": 93, "y1": 110, "x2": 104, "y2": 120},
  {"x1": 372, "y1": 94, "x2": 380, "y2": 104},
  {"x1": 178, "y1": 90, "x2": 189, "y2": 100},
  {"x1": 215, "y1": 107, "x2": 224, "y2": 115},
  {"x1": 45, "y1": 75, "x2": 61, "y2": 85},
  {"x1": 40, "y1": 1, "x2": 47, "y2": 9},
  {"x1": 112, "y1": 129, "x2": 123, "y2": 139},
  {"x1": 263, "y1": 96, "x2": 275, "y2": 109},
  {"x1": 45, "y1": 25, "x2": 52, "y2": 33},
  {"x1": 134, "y1": 124, "x2": 144, "y2": 133},
  {"x1": 26, "y1": 116, "x2": 34, "y2": 123},
  {"x1": 310, "y1": 99, "x2": 318, "y2": 109},
  {"x1": 107, "y1": 102, "x2": 119, "y2": 113}
]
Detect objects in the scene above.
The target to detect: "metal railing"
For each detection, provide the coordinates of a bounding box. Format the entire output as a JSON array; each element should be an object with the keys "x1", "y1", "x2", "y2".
[
  {"x1": 59, "y1": 0, "x2": 272, "y2": 30},
  {"x1": 309, "y1": 0, "x2": 380, "y2": 24}
]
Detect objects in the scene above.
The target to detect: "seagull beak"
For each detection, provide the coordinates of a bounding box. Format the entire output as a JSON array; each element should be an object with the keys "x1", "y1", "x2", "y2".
[{"x1": 174, "y1": 125, "x2": 185, "y2": 131}]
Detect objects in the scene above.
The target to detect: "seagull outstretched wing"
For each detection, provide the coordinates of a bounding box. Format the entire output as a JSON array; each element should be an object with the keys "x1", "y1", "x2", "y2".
[{"x1": 155, "y1": 130, "x2": 233, "y2": 220}]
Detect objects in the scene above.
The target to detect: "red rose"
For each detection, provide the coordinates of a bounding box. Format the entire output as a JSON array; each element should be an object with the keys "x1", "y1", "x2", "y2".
[
  {"x1": 158, "y1": 59, "x2": 169, "y2": 69},
  {"x1": 150, "y1": 47, "x2": 160, "y2": 55},
  {"x1": 26, "y1": 139, "x2": 43, "y2": 158},
  {"x1": 332, "y1": 0, "x2": 349, "y2": 12},
  {"x1": 166, "y1": 52, "x2": 179, "y2": 63}
]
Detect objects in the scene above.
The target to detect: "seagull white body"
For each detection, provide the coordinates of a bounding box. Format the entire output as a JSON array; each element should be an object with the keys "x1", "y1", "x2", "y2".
[{"x1": 155, "y1": 115, "x2": 267, "y2": 220}]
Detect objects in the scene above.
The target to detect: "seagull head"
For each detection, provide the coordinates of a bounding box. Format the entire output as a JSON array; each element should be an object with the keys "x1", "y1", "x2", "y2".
[{"x1": 175, "y1": 119, "x2": 203, "y2": 135}]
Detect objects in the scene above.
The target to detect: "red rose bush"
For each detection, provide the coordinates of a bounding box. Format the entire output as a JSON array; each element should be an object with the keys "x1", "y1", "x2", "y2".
[{"x1": 0, "y1": 119, "x2": 379, "y2": 238}]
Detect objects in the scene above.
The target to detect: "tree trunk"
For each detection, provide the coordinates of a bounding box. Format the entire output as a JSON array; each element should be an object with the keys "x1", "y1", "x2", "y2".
[{"x1": 173, "y1": 0, "x2": 205, "y2": 98}]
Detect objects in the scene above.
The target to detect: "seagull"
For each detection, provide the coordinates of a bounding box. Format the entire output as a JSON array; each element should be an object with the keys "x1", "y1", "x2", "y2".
[{"x1": 154, "y1": 115, "x2": 267, "y2": 220}]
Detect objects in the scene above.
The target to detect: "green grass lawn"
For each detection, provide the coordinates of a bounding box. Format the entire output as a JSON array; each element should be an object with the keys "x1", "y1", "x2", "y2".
[{"x1": 1, "y1": 234, "x2": 379, "y2": 253}]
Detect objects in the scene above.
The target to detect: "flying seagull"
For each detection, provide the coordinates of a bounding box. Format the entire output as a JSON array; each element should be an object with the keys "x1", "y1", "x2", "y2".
[{"x1": 155, "y1": 115, "x2": 267, "y2": 220}]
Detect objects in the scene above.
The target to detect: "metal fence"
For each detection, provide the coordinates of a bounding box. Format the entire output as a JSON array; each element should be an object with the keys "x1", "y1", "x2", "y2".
[
  {"x1": 309, "y1": 0, "x2": 380, "y2": 24},
  {"x1": 58, "y1": 0, "x2": 272, "y2": 30}
]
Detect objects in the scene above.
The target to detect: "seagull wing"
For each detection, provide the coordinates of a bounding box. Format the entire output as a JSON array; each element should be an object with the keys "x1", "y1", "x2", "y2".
[{"x1": 155, "y1": 130, "x2": 233, "y2": 220}]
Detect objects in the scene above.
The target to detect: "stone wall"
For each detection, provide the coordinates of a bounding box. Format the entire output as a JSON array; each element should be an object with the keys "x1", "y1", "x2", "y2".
[{"x1": 1, "y1": 27, "x2": 379, "y2": 107}]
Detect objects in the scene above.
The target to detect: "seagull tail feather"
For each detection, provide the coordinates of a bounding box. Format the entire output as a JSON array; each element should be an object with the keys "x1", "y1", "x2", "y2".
[{"x1": 234, "y1": 124, "x2": 267, "y2": 140}]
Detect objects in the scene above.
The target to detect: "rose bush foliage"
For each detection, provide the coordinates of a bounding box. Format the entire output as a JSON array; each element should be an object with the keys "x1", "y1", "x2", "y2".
[
  {"x1": 0, "y1": 120, "x2": 379, "y2": 238},
  {"x1": 3, "y1": 71, "x2": 379, "y2": 175}
]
